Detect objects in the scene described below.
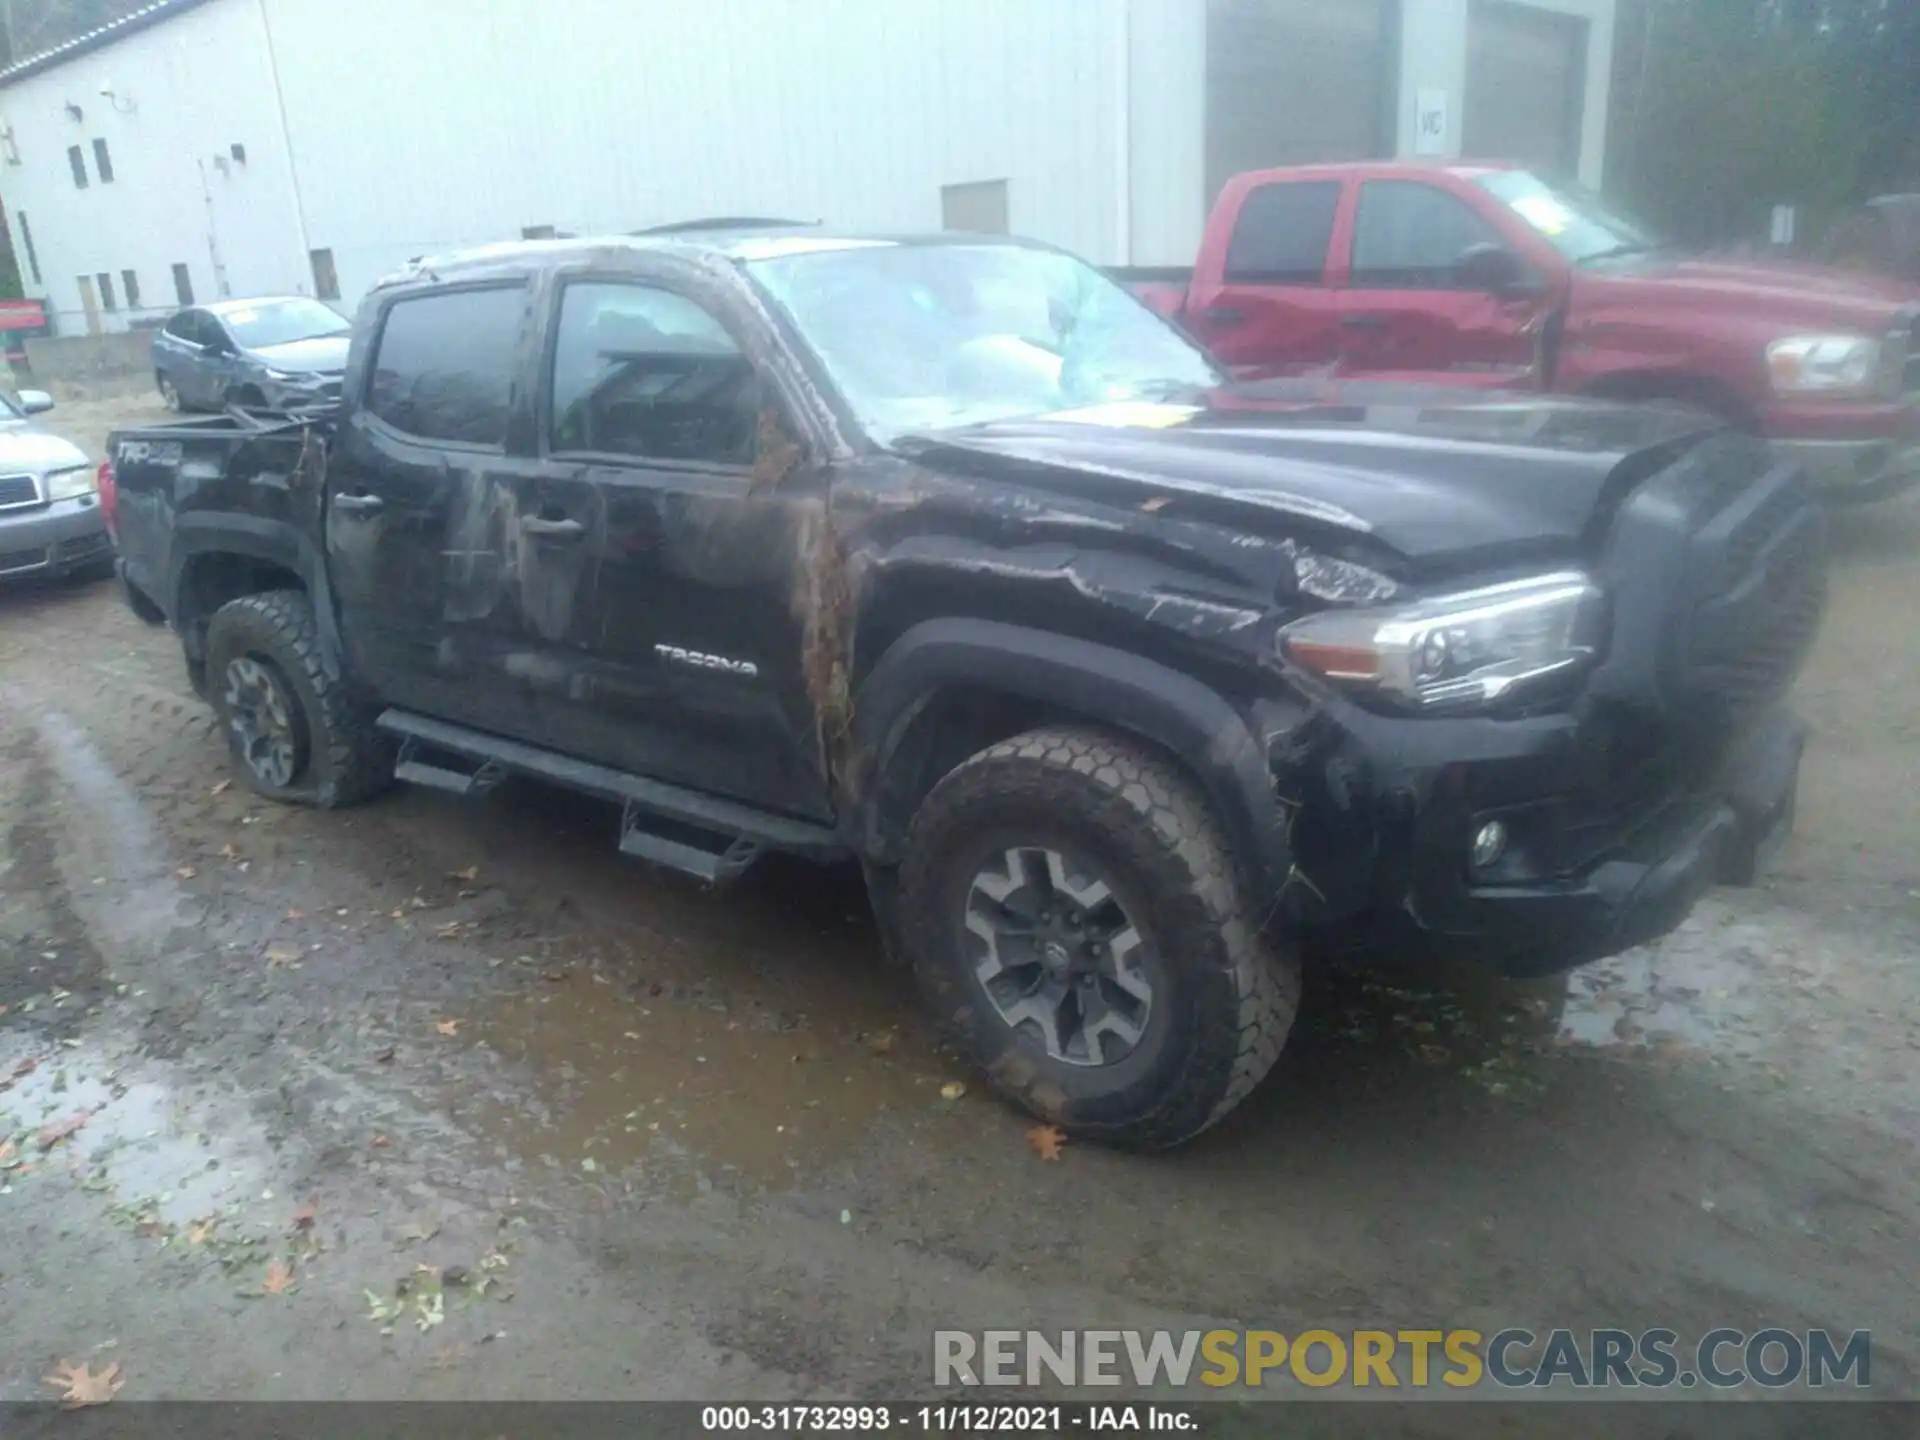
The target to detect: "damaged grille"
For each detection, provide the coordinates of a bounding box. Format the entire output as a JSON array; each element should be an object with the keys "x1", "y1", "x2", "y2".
[
  {"x1": 0, "y1": 473, "x2": 39, "y2": 509},
  {"x1": 1675, "y1": 478, "x2": 1826, "y2": 729}
]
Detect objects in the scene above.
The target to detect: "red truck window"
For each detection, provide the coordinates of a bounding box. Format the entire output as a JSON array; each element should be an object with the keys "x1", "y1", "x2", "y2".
[
  {"x1": 1224, "y1": 181, "x2": 1341, "y2": 285},
  {"x1": 1351, "y1": 181, "x2": 1508, "y2": 290}
]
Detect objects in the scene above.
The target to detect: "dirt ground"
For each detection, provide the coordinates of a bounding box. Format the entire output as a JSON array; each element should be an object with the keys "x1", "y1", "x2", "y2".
[{"x1": 0, "y1": 386, "x2": 1915, "y2": 1428}]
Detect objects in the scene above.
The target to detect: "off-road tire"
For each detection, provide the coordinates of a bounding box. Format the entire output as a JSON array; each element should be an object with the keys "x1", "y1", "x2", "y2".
[
  {"x1": 900, "y1": 726, "x2": 1300, "y2": 1149},
  {"x1": 203, "y1": 589, "x2": 392, "y2": 808}
]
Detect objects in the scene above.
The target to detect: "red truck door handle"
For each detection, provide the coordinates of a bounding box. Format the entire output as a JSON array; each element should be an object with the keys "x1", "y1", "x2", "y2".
[
  {"x1": 1341, "y1": 314, "x2": 1390, "y2": 330},
  {"x1": 332, "y1": 492, "x2": 384, "y2": 515},
  {"x1": 520, "y1": 516, "x2": 585, "y2": 541},
  {"x1": 1196, "y1": 305, "x2": 1245, "y2": 326}
]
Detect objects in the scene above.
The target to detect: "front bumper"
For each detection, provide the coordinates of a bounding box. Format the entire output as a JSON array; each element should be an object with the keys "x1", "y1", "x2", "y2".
[
  {"x1": 1278, "y1": 704, "x2": 1804, "y2": 979},
  {"x1": 1766, "y1": 397, "x2": 1920, "y2": 502},
  {"x1": 260, "y1": 373, "x2": 342, "y2": 409},
  {"x1": 0, "y1": 495, "x2": 111, "y2": 579},
  {"x1": 1771, "y1": 436, "x2": 1919, "y2": 503}
]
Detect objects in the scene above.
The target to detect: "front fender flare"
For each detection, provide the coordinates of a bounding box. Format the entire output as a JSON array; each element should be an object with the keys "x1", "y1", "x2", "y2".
[{"x1": 850, "y1": 618, "x2": 1290, "y2": 901}]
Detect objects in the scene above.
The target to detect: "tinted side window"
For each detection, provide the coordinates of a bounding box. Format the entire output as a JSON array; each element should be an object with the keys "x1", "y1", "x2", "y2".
[
  {"x1": 1351, "y1": 182, "x2": 1509, "y2": 289},
  {"x1": 367, "y1": 286, "x2": 525, "y2": 446},
  {"x1": 163, "y1": 311, "x2": 196, "y2": 341},
  {"x1": 1223, "y1": 181, "x2": 1340, "y2": 284},
  {"x1": 549, "y1": 282, "x2": 759, "y2": 466}
]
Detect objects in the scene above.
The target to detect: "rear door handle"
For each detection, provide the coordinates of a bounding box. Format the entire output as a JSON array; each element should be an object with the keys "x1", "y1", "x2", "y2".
[
  {"x1": 520, "y1": 516, "x2": 585, "y2": 541},
  {"x1": 1341, "y1": 314, "x2": 1390, "y2": 330},
  {"x1": 332, "y1": 493, "x2": 384, "y2": 514}
]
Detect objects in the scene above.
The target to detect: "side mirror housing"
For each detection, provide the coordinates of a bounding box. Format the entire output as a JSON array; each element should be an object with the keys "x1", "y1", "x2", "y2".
[
  {"x1": 18, "y1": 389, "x2": 54, "y2": 414},
  {"x1": 1456, "y1": 242, "x2": 1540, "y2": 297}
]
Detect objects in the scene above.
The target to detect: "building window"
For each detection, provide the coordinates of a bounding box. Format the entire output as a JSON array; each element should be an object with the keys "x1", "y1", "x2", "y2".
[
  {"x1": 309, "y1": 247, "x2": 339, "y2": 300},
  {"x1": 122, "y1": 269, "x2": 140, "y2": 308},
  {"x1": 17, "y1": 213, "x2": 40, "y2": 284},
  {"x1": 91, "y1": 138, "x2": 114, "y2": 183},
  {"x1": 67, "y1": 144, "x2": 88, "y2": 188},
  {"x1": 940, "y1": 180, "x2": 1009, "y2": 235},
  {"x1": 96, "y1": 272, "x2": 116, "y2": 310},
  {"x1": 172, "y1": 262, "x2": 194, "y2": 305}
]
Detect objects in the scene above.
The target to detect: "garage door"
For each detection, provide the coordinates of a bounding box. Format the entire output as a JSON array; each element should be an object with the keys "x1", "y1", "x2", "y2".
[
  {"x1": 1462, "y1": 0, "x2": 1588, "y2": 177},
  {"x1": 1205, "y1": 0, "x2": 1396, "y2": 203}
]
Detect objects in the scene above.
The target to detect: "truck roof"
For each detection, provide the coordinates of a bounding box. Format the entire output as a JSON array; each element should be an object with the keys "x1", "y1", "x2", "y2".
[
  {"x1": 1226, "y1": 158, "x2": 1522, "y2": 184},
  {"x1": 380, "y1": 228, "x2": 1046, "y2": 291}
]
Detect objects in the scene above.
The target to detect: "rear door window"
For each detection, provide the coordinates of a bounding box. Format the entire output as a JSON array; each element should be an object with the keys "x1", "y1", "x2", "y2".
[
  {"x1": 1223, "y1": 180, "x2": 1341, "y2": 285},
  {"x1": 366, "y1": 285, "x2": 526, "y2": 446},
  {"x1": 1350, "y1": 181, "x2": 1509, "y2": 289}
]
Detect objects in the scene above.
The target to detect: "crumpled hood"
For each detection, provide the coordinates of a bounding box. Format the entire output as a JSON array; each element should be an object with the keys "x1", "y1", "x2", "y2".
[
  {"x1": 1583, "y1": 255, "x2": 1918, "y2": 327},
  {"x1": 900, "y1": 387, "x2": 1722, "y2": 564},
  {"x1": 251, "y1": 334, "x2": 351, "y2": 372},
  {"x1": 0, "y1": 421, "x2": 89, "y2": 472}
]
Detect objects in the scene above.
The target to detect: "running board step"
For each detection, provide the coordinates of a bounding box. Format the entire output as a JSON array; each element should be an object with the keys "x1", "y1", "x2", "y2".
[
  {"x1": 619, "y1": 802, "x2": 763, "y2": 884},
  {"x1": 375, "y1": 709, "x2": 844, "y2": 879},
  {"x1": 393, "y1": 736, "x2": 508, "y2": 796}
]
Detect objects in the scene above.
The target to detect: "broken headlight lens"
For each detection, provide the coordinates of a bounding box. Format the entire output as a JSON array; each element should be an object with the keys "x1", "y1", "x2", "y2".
[{"x1": 1279, "y1": 572, "x2": 1607, "y2": 712}]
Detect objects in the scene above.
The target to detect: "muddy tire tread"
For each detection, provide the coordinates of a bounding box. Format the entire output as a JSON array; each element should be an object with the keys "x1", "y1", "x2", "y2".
[
  {"x1": 901, "y1": 726, "x2": 1300, "y2": 1149},
  {"x1": 204, "y1": 589, "x2": 390, "y2": 808}
]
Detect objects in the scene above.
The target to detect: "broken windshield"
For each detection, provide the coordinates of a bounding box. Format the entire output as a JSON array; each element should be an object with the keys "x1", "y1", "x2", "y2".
[{"x1": 744, "y1": 241, "x2": 1220, "y2": 440}]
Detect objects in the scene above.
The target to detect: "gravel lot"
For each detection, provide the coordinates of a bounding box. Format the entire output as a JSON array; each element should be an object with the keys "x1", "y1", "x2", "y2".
[{"x1": 0, "y1": 387, "x2": 1915, "y2": 1429}]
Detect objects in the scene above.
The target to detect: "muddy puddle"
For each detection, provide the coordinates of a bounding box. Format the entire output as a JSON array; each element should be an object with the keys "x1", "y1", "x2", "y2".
[{"x1": 452, "y1": 962, "x2": 963, "y2": 1196}]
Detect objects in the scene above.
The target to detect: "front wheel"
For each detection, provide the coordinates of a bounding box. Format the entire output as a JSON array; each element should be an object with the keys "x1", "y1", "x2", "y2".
[
  {"x1": 899, "y1": 727, "x2": 1300, "y2": 1149},
  {"x1": 156, "y1": 372, "x2": 183, "y2": 411},
  {"x1": 202, "y1": 589, "x2": 392, "y2": 808}
]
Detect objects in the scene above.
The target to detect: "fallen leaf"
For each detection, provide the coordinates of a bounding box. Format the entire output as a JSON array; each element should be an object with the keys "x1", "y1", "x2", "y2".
[
  {"x1": 1026, "y1": 1124, "x2": 1066, "y2": 1161},
  {"x1": 219, "y1": 844, "x2": 239, "y2": 861},
  {"x1": 1139, "y1": 495, "x2": 1172, "y2": 512},
  {"x1": 175, "y1": 865, "x2": 197, "y2": 880},
  {"x1": 861, "y1": 1030, "x2": 895, "y2": 1054},
  {"x1": 263, "y1": 944, "x2": 301, "y2": 967},
  {"x1": 37, "y1": 1111, "x2": 90, "y2": 1151},
  {"x1": 449, "y1": 866, "x2": 479, "y2": 882},
  {"x1": 432, "y1": 922, "x2": 464, "y2": 940},
  {"x1": 211, "y1": 779, "x2": 232, "y2": 796},
  {"x1": 291, "y1": 1198, "x2": 318, "y2": 1232},
  {"x1": 263, "y1": 1259, "x2": 295, "y2": 1295},
  {"x1": 415, "y1": 1289, "x2": 445, "y2": 1331},
  {"x1": 433, "y1": 1019, "x2": 460, "y2": 1037},
  {"x1": 373, "y1": 1046, "x2": 396, "y2": 1064},
  {"x1": 1415, "y1": 1043, "x2": 1451, "y2": 1064},
  {"x1": 187, "y1": 1218, "x2": 218, "y2": 1245},
  {"x1": 370, "y1": 1133, "x2": 391, "y2": 1148},
  {"x1": 12, "y1": 1055, "x2": 40, "y2": 1079},
  {"x1": 939, "y1": 1081, "x2": 967, "y2": 1101},
  {"x1": 397, "y1": 1220, "x2": 441, "y2": 1246},
  {"x1": 284, "y1": 908, "x2": 306, "y2": 921},
  {"x1": 43, "y1": 1360, "x2": 122, "y2": 1407}
]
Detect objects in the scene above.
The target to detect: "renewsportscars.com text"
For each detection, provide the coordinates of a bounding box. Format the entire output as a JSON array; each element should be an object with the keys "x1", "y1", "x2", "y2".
[{"x1": 933, "y1": 1328, "x2": 1871, "y2": 1391}]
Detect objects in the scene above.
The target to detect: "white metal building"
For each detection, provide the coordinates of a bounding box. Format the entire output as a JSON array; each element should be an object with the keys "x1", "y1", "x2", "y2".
[{"x1": 0, "y1": 0, "x2": 1617, "y2": 336}]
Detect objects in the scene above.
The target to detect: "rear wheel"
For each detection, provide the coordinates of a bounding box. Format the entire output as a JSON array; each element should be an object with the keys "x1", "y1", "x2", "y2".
[
  {"x1": 203, "y1": 589, "x2": 392, "y2": 808},
  {"x1": 900, "y1": 727, "x2": 1300, "y2": 1149}
]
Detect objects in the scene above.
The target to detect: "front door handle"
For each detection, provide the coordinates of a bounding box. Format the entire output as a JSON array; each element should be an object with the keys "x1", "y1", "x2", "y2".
[
  {"x1": 1341, "y1": 314, "x2": 1390, "y2": 330},
  {"x1": 1196, "y1": 305, "x2": 1245, "y2": 326},
  {"x1": 332, "y1": 492, "x2": 384, "y2": 515},
  {"x1": 520, "y1": 516, "x2": 585, "y2": 541}
]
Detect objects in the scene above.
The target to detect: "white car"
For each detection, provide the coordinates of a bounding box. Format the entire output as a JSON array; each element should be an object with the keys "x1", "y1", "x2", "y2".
[{"x1": 0, "y1": 388, "x2": 109, "y2": 582}]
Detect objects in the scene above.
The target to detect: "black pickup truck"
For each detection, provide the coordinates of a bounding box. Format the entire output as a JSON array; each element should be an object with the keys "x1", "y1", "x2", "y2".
[{"x1": 103, "y1": 228, "x2": 1822, "y2": 1148}]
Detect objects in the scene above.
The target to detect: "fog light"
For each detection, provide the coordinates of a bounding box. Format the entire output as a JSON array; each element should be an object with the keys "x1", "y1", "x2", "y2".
[{"x1": 1470, "y1": 821, "x2": 1508, "y2": 868}]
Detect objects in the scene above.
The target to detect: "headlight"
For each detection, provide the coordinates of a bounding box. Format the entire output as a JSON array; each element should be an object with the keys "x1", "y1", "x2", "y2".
[
  {"x1": 263, "y1": 367, "x2": 306, "y2": 382},
  {"x1": 1279, "y1": 572, "x2": 1607, "y2": 713},
  {"x1": 1766, "y1": 334, "x2": 1881, "y2": 395},
  {"x1": 44, "y1": 464, "x2": 95, "y2": 501}
]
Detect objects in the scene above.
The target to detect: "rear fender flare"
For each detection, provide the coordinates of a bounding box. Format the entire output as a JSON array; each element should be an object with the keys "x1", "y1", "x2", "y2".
[
  {"x1": 168, "y1": 513, "x2": 345, "y2": 677},
  {"x1": 850, "y1": 618, "x2": 1289, "y2": 899}
]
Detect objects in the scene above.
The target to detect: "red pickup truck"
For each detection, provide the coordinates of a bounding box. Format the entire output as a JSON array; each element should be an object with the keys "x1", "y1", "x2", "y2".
[{"x1": 1123, "y1": 162, "x2": 1920, "y2": 503}]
